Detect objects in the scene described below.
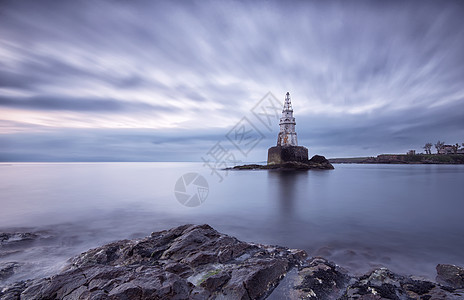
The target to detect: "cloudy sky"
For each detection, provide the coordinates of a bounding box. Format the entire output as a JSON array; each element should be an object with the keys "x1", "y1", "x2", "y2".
[{"x1": 1, "y1": 0, "x2": 463, "y2": 161}]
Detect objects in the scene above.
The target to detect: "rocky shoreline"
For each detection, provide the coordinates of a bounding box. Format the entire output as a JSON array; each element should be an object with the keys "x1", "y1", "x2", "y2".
[
  {"x1": 329, "y1": 154, "x2": 464, "y2": 165},
  {"x1": 1, "y1": 224, "x2": 463, "y2": 299},
  {"x1": 230, "y1": 155, "x2": 334, "y2": 171}
]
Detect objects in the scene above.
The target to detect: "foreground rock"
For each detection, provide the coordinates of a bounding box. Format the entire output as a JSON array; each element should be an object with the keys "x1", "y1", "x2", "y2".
[
  {"x1": 1, "y1": 224, "x2": 463, "y2": 299},
  {"x1": 0, "y1": 224, "x2": 306, "y2": 299},
  {"x1": 280, "y1": 257, "x2": 351, "y2": 299},
  {"x1": 341, "y1": 267, "x2": 463, "y2": 300},
  {"x1": 436, "y1": 264, "x2": 464, "y2": 289},
  {"x1": 0, "y1": 233, "x2": 38, "y2": 246},
  {"x1": 0, "y1": 262, "x2": 22, "y2": 281},
  {"x1": 231, "y1": 155, "x2": 334, "y2": 171}
]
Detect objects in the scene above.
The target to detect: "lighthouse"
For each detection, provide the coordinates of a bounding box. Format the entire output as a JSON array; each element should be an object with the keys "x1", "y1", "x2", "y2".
[
  {"x1": 267, "y1": 92, "x2": 309, "y2": 165},
  {"x1": 277, "y1": 92, "x2": 298, "y2": 147}
]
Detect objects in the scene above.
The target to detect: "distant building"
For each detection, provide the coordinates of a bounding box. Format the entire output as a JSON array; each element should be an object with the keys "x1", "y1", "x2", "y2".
[
  {"x1": 438, "y1": 145, "x2": 464, "y2": 154},
  {"x1": 407, "y1": 150, "x2": 416, "y2": 155}
]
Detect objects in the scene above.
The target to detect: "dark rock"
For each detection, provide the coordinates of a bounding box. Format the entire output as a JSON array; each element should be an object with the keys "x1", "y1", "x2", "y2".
[
  {"x1": 217, "y1": 236, "x2": 251, "y2": 263},
  {"x1": 0, "y1": 233, "x2": 38, "y2": 243},
  {"x1": 402, "y1": 279, "x2": 435, "y2": 295},
  {"x1": 0, "y1": 280, "x2": 29, "y2": 300},
  {"x1": 1, "y1": 224, "x2": 307, "y2": 299},
  {"x1": 0, "y1": 233, "x2": 43, "y2": 264},
  {"x1": 293, "y1": 257, "x2": 351, "y2": 299},
  {"x1": 230, "y1": 164, "x2": 263, "y2": 170},
  {"x1": 0, "y1": 233, "x2": 39, "y2": 248},
  {"x1": 307, "y1": 155, "x2": 334, "y2": 170},
  {"x1": 309, "y1": 155, "x2": 329, "y2": 164},
  {"x1": 231, "y1": 155, "x2": 334, "y2": 170},
  {"x1": 222, "y1": 258, "x2": 288, "y2": 299},
  {"x1": 183, "y1": 251, "x2": 218, "y2": 267},
  {"x1": 341, "y1": 267, "x2": 464, "y2": 300},
  {"x1": 268, "y1": 259, "x2": 464, "y2": 300},
  {"x1": 199, "y1": 270, "x2": 231, "y2": 291},
  {"x1": 164, "y1": 262, "x2": 192, "y2": 277},
  {"x1": 2, "y1": 225, "x2": 463, "y2": 299},
  {"x1": 0, "y1": 262, "x2": 22, "y2": 281},
  {"x1": 18, "y1": 265, "x2": 193, "y2": 299},
  {"x1": 436, "y1": 264, "x2": 464, "y2": 289}
]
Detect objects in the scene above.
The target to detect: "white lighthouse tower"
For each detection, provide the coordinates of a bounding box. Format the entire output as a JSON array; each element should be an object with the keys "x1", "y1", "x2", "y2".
[
  {"x1": 267, "y1": 92, "x2": 308, "y2": 165},
  {"x1": 277, "y1": 92, "x2": 298, "y2": 147}
]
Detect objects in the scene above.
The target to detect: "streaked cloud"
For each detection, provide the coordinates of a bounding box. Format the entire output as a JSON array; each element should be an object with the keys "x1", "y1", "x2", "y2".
[{"x1": 1, "y1": 0, "x2": 463, "y2": 160}]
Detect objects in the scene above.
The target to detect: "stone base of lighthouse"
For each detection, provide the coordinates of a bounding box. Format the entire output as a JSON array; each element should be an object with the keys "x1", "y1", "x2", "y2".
[{"x1": 267, "y1": 146, "x2": 309, "y2": 165}]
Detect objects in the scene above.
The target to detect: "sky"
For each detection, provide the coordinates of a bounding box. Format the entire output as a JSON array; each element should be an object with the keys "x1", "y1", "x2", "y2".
[{"x1": 1, "y1": 0, "x2": 464, "y2": 161}]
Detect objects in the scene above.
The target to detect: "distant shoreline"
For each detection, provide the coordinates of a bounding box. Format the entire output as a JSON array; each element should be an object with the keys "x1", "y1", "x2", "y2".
[{"x1": 329, "y1": 154, "x2": 464, "y2": 164}]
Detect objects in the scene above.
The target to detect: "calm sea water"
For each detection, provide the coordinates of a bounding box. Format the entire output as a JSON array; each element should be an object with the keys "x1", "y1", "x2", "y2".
[{"x1": 1, "y1": 162, "x2": 463, "y2": 284}]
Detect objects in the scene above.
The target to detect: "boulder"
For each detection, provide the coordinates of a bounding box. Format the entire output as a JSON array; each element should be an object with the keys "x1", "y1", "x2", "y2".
[
  {"x1": 294, "y1": 257, "x2": 351, "y2": 299},
  {"x1": 436, "y1": 264, "x2": 464, "y2": 289},
  {"x1": 0, "y1": 233, "x2": 38, "y2": 244},
  {"x1": 0, "y1": 262, "x2": 22, "y2": 281},
  {"x1": 309, "y1": 155, "x2": 329, "y2": 164},
  {"x1": 341, "y1": 267, "x2": 463, "y2": 300},
  {"x1": 1, "y1": 224, "x2": 307, "y2": 300}
]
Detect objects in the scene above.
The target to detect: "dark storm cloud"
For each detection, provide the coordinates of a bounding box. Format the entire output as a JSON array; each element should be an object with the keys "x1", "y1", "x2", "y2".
[
  {"x1": 0, "y1": 0, "x2": 463, "y2": 160},
  {"x1": 0, "y1": 95, "x2": 174, "y2": 112},
  {"x1": 295, "y1": 99, "x2": 464, "y2": 157}
]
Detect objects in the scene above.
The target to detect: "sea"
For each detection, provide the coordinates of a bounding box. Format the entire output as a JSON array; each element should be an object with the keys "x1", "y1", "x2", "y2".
[{"x1": 1, "y1": 162, "x2": 464, "y2": 285}]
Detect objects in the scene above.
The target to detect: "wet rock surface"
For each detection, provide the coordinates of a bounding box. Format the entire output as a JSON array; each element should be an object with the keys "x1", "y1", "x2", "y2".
[
  {"x1": 0, "y1": 262, "x2": 22, "y2": 281},
  {"x1": 231, "y1": 155, "x2": 334, "y2": 170},
  {"x1": 0, "y1": 224, "x2": 306, "y2": 299},
  {"x1": 341, "y1": 268, "x2": 463, "y2": 300},
  {"x1": 0, "y1": 233, "x2": 38, "y2": 246},
  {"x1": 436, "y1": 264, "x2": 464, "y2": 289},
  {"x1": 293, "y1": 257, "x2": 351, "y2": 299},
  {"x1": 1, "y1": 224, "x2": 463, "y2": 299}
]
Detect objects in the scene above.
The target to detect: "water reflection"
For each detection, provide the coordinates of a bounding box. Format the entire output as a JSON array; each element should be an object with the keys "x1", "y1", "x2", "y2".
[{"x1": 268, "y1": 170, "x2": 309, "y2": 221}]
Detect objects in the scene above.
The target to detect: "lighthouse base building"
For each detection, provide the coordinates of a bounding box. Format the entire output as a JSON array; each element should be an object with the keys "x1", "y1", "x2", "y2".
[
  {"x1": 267, "y1": 145, "x2": 308, "y2": 165},
  {"x1": 267, "y1": 92, "x2": 309, "y2": 165}
]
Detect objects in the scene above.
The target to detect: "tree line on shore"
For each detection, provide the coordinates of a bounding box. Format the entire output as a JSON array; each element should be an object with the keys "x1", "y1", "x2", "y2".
[{"x1": 422, "y1": 141, "x2": 464, "y2": 154}]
